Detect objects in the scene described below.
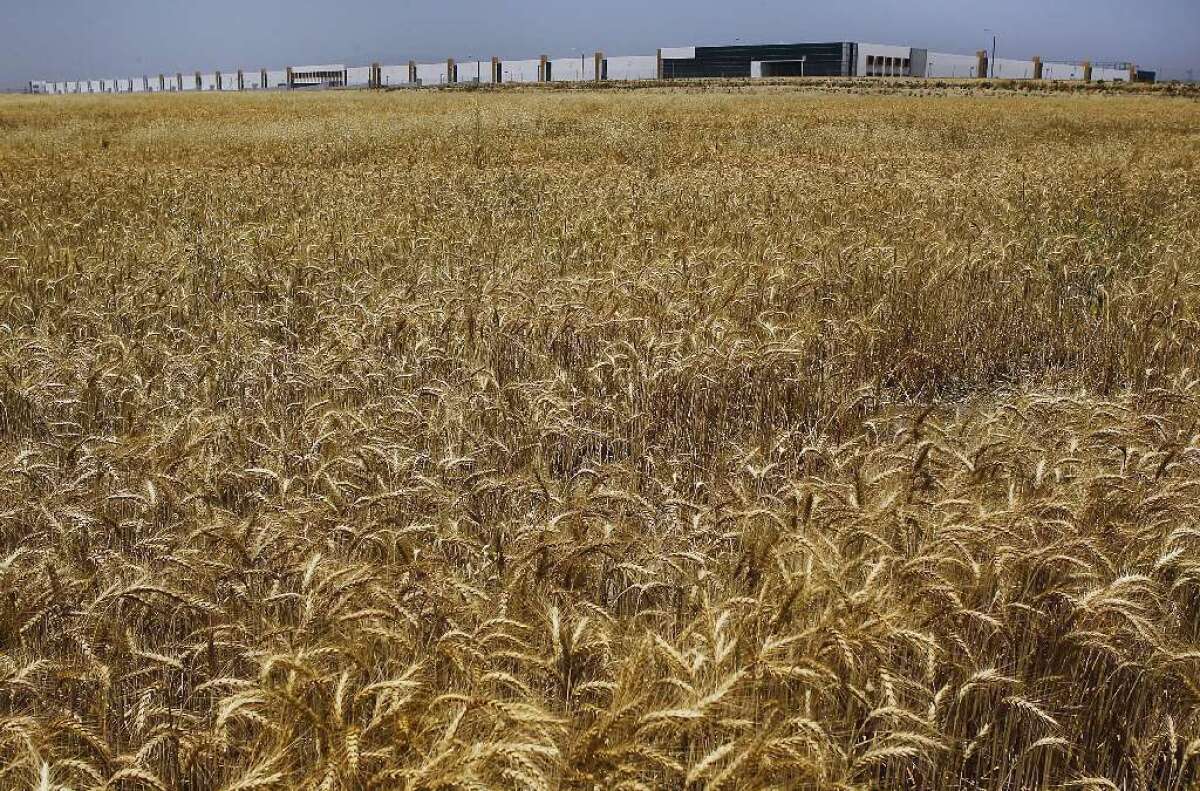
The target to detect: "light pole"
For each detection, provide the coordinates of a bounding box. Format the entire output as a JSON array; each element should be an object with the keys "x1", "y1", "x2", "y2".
[
  {"x1": 984, "y1": 29, "x2": 997, "y2": 77},
  {"x1": 571, "y1": 47, "x2": 584, "y2": 81}
]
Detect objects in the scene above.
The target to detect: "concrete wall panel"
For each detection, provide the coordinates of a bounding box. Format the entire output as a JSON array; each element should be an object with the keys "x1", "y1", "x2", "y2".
[
  {"x1": 199, "y1": 73, "x2": 218, "y2": 91},
  {"x1": 660, "y1": 46, "x2": 695, "y2": 60},
  {"x1": 415, "y1": 62, "x2": 448, "y2": 85},
  {"x1": 1042, "y1": 62, "x2": 1083, "y2": 80},
  {"x1": 379, "y1": 64, "x2": 410, "y2": 85},
  {"x1": 992, "y1": 57, "x2": 1036, "y2": 79},
  {"x1": 454, "y1": 60, "x2": 491, "y2": 83},
  {"x1": 1093, "y1": 66, "x2": 1128, "y2": 81},
  {"x1": 501, "y1": 59, "x2": 541, "y2": 83},
  {"x1": 926, "y1": 51, "x2": 981, "y2": 78},
  {"x1": 858, "y1": 43, "x2": 913, "y2": 76},
  {"x1": 265, "y1": 69, "x2": 288, "y2": 89},
  {"x1": 604, "y1": 55, "x2": 657, "y2": 80},
  {"x1": 346, "y1": 65, "x2": 372, "y2": 86},
  {"x1": 549, "y1": 56, "x2": 597, "y2": 81}
]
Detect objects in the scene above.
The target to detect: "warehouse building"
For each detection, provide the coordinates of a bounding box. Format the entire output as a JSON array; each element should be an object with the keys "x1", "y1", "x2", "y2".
[
  {"x1": 660, "y1": 42, "x2": 1140, "y2": 82},
  {"x1": 28, "y1": 38, "x2": 1154, "y2": 95},
  {"x1": 289, "y1": 64, "x2": 347, "y2": 89},
  {"x1": 660, "y1": 43, "x2": 857, "y2": 79}
]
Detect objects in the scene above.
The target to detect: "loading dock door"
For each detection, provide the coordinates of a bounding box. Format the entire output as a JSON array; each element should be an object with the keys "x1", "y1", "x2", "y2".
[{"x1": 759, "y1": 59, "x2": 808, "y2": 77}]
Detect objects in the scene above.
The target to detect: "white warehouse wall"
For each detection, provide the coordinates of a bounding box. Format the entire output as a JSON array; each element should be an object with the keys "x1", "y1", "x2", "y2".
[
  {"x1": 379, "y1": 65, "x2": 410, "y2": 86},
  {"x1": 346, "y1": 66, "x2": 372, "y2": 86},
  {"x1": 220, "y1": 72, "x2": 239, "y2": 91},
  {"x1": 549, "y1": 56, "x2": 597, "y2": 81},
  {"x1": 659, "y1": 46, "x2": 695, "y2": 60},
  {"x1": 200, "y1": 73, "x2": 218, "y2": 91},
  {"x1": 858, "y1": 43, "x2": 913, "y2": 76},
  {"x1": 1042, "y1": 62, "x2": 1083, "y2": 80},
  {"x1": 265, "y1": 69, "x2": 288, "y2": 89},
  {"x1": 992, "y1": 58, "x2": 1036, "y2": 79},
  {"x1": 454, "y1": 59, "x2": 492, "y2": 84},
  {"x1": 415, "y1": 62, "x2": 448, "y2": 85},
  {"x1": 501, "y1": 59, "x2": 541, "y2": 83},
  {"x1": 378, "y1": 64, "x2": 410, "y2": 86},
  {"x1": 926, "y1": 51, "x2": 981, "y2": 78},
  {"x1": 605, "y1": 55, "x2": 657, "y2": 80},
  {"x1": 1093, "y1": 66, "x2": 1129, "y2": 81}
]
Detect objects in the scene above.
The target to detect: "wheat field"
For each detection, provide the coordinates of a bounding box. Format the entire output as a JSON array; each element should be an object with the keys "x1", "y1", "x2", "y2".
[{"x1": 1, "y1": 84, "x2": 1199, "y2": 790}]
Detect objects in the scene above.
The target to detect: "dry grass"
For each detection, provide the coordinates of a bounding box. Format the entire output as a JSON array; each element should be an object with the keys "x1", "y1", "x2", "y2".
[{"x1": 1, "y1": 86, "x2": 1199, "y2": 790}]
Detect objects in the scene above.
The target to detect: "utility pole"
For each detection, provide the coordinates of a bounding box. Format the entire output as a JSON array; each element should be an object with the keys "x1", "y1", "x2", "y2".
[{"x1": 984, "y1": 29, "x2": 998, "y2": 78}]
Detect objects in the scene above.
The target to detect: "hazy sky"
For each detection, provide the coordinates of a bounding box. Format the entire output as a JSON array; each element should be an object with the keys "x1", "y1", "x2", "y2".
[{"x1": 4, "y1": 0, "x2": 1198, "y2": 88}]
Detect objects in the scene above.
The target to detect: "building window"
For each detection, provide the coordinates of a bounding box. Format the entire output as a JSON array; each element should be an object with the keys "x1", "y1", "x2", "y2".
[{"x1": 293, "y1": 70, "x2": 346, "y2": 87}]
